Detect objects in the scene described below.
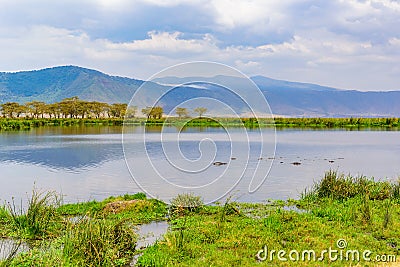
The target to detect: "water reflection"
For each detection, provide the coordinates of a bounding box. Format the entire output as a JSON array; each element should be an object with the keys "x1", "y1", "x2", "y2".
[
  {"x1": 0, "y1": 128, "x2": 124, "y2": 171},
  {"x1": 0, "y1": 125, "x2": 399, "y2": 204}
]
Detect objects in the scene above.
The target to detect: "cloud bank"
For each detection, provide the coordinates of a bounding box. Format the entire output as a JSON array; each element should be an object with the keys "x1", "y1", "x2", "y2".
[{"x1": 0, "y1": 0, "x2": 399, "y2": 91}]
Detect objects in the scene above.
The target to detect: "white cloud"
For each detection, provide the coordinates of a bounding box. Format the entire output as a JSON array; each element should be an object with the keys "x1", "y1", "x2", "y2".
[
  {"x1": 388, "y1": 37, "x2": 400, "y2": 46},
  {"x1": 105, "y1": 31, "x2": 217, "y2": 54},
  {"x1": 0, "y1": 0, "x2": 399, "y2": 90},
  {"x1": 210, "y1": 0, "x2": 283, "y2": 29}
]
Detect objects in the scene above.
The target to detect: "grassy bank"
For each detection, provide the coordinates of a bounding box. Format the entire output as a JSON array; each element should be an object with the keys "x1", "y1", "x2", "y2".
[
  {"x1": 273, "y1": 117, "x2": 400, "y2": 128},
  {"x1": 0, "y1": 118, "x2": 129, "y2": 131},
  {"x1": 138, "y1": 171, "x2": 400, "y2": 266},
  {"x1": 1, "y1": 117, "x2": 400, "y2": 131},
  {"x1": 1, "y1": 171, "x2": 399, "y2": 266},
  {"x1": 0, "y1": 191, "x2": 167, "y2": 266}
]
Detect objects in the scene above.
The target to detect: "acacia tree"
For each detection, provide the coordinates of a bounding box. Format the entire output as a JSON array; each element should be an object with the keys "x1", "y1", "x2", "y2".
[
  {"x1": 193, "y1": 107, "x2": 207, "y2": 118},
  {"x1": 89, "y1": 101, "x2": 110, "y2": 119},
  {"x1": 109, "y1": 103, "x2": 128, "y2": 118},
  {"x1": 75, "y1": 101, "x2": 91, "y2": 118},
  {"x1": 26, "y1": 101, "x2": 46, "y2": 118},
  {"x1": 142, "y1": 106, "x2": 163, "y2": 119},
  {"x1": 151, "y1": 106, "x2": 163, "y2": 119},
  {"x1": 0, "y1": 102, "x2": 25, "y2": 118},
  {"x1": 141, "y1": 107, "x2": 152, "y2": 118},
  {"x1": 59, "y1": 96, "x2": 80, "y2": 118},
  {"x1": 175, "y1": 107, "x2": 189, "y2": 118},
  {"x1": 45, "y1": 103, "x2": 61, "y2": 118},
  {"x1": 125, "y1": 106, "x2": 138, "y2": 118}
]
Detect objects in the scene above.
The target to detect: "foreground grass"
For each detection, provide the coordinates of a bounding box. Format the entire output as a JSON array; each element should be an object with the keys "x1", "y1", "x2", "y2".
[
  {"x1": 1, "y1": 172, "x2": 399, "y2": 266},
  {"x1": 0, "y1": 191, "x2": 167, "y2": 266},
  {"x1": 138, "y1": 172, "x2": 400, "y2": 266}
]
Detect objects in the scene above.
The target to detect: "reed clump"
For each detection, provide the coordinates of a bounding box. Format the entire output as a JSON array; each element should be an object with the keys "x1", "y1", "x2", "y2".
[
  {"x1": 6, "y1": 190, "x2": 63, "y2": 239},
  {"x1": 305, "y1": 170, "x2": 397, "y2": 201},
  {"x1": 62, "y1": 216, "x2": 136, "y2": 266}
]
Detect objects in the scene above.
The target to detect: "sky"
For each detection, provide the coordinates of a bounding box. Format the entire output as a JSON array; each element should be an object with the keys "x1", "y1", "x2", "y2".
[{"x1": 0, "y1": 0, "x2": 399, "y2": 91}]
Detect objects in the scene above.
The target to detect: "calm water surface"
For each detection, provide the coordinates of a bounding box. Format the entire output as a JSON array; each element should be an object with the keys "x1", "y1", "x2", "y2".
[{"x1": 0, "y1": 126, "x2": 399, "y2": 203}]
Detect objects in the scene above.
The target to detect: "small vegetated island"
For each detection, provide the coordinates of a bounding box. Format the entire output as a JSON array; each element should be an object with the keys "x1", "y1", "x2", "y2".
[
  {"x1": 0, "y1": 171, "x2": 399, "y2": 266},
  {"x1": 1, "y1": 97, "x2": 399, "y2": 130}
]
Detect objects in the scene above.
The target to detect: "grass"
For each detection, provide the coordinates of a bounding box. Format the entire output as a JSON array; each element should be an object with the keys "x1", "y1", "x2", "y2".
[
  {"x1": 1, "y1": 117, "x2": 400, "y2": 131},
  {"x1": 0, "y1": 191, "x2": 168, "y2": 266},
  {"x1": 302, "y1": 170, "x2": 397, "y2": 201},
  {"x1": 138, "y1": 172, "x2": 400, "y2": 266},
  {"x1": 61, "y1": 215, "x2": 136, "y2": 266},
  {"x1": 0, "y1": 118, "x2": 125, "y2": 130},
  {"x1": 1, "y1": 173, "x2": 400, "y2": 266},
  {"x1": 6, "y1": 190, "x2": 63, "y2": 239},
  {"x1": 273, "y1": 117, "x2": 400, "y2": 128}
]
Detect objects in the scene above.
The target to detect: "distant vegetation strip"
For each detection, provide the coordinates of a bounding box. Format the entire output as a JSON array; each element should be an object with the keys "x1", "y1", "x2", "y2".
[
  {"x1": 273, "y1": 117, "x2": 400, "y2": 128},
  {"x1": 1, "y1": 97, "x2": 399, "y2": 130},
  {"x1": 1, "y1": 117, "x2": 400, "y2": 131}
]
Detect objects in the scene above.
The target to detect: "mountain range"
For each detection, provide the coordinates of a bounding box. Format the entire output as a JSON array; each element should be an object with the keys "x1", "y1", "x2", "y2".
[{"x1": 1, "y1": 66, "x2": 399, "y2": 117}]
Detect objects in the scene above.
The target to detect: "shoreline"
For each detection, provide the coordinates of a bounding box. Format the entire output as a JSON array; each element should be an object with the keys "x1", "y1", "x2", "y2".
[{"x1": 1, "y1": 117, "x2": 399, "y2": 131}]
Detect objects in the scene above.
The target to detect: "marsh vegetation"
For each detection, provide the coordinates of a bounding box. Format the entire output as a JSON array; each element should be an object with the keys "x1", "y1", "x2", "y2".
[{"x1": 1, "y1": 171, "x2": 399, "y2": 266}]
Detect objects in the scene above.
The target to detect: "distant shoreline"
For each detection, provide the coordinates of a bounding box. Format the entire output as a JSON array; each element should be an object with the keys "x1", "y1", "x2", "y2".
[{"x1": 0, "y1": 117, "x2": 399, "y2": 131}]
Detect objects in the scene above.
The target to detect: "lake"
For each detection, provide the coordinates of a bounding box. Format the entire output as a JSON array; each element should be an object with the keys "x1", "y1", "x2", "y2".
[{"x1": 0, "y1": 126, "x2": 399, "y2": 204}]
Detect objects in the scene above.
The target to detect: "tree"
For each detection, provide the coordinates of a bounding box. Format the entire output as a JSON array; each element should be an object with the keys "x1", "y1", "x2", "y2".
[
  {"x1": 194, "y1": 107, "x2": 207, "y2": 118},
  {"x1": 59, "y1": 96, "x2": 80, "y2": 118},
  {"x1": 142, "y1": 106, "x2": 163, "y2": 119},
  {"x1": 26, "y1": 101, "x2": 46, "y2": 118},
  {"x1": 0, "y1": 102, "x2": 25, "y2": 118},
  {"x1": 150, "y1": 106, "x2": 163, "y2": 119},
  {"x1": 175, "y1": 107, "x2": 189, "y2": 118},
  {"x1": 45, "y1": 103, "x2": 61, "y2": 118},
  {"x1": 76, "y1": 101, "x2": 91, "y2": 118},
  {"x1": 109, "y1": 103, "x2": 128, "y2": 118},
  {"x1": 125, "y1": 106, "x2": 138, "y2": 118},
  {"x1": 141, "y1": 107, "x2": 152, "y2": 118},
  {"x1": 88, "y1": 101, "x2": 110, "y2": 119}
]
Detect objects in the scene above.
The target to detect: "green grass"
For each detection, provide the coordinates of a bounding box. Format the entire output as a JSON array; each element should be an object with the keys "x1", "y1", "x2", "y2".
[
  {"x1": 302, "y1": 170, "x2": 397, "y2": 201},
  {"x1": 2, "y1": 173, "x2": 400, "y2": 266},
  {"x1": 5, "y1": 190, "x2": 63, "y2": 239},
  {"x1": 1, "y1": 117, "x2": 400, "y2": 131},
  {"x1": 138, "y1": 173, "x2": 400, "y2": 266},
  {"x1": 62, "y1": 215, "x2": 137, "y2": 266},
  {"x1": 0, "y1": 118, "x2": 125, "y2": 130},
  {"x1": 0, "y1": 191, "x2": 168, "y2": 266},
  {"x1": 273, "y1": 117, "x2": 400, "y2": 128}
]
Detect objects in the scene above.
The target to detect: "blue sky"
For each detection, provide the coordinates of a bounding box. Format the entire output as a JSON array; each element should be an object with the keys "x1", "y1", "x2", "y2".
[{"x1": 0, "y1": 0, "x2": 399, "y2": 91}]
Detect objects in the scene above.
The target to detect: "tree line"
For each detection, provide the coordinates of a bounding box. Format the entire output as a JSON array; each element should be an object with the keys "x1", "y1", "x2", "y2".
[
  {"x1": 0, "y1": 97, "x2": 135, "y2": 119},
  {"x1": 0, "y1": 96, "x2": 208, "y2": 120}
]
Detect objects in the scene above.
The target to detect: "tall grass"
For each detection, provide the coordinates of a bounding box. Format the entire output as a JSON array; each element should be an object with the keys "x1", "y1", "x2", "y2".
[
  {"x1": 63, "y1": 216, "x2": 136, "y2": 266},
  {"x1": 0, "y1": 118, "x2": 125, "y2": 131},
  {"x1": 170, "y1": 193, "x2": 203, "y2": 215},
  {"x1": 0, "y1": 205, "x2": 8, "y2": 224},
  {"x1": 303, "y1": 170, "x2": 397, "y2": 201},
  {"x1": 273, "y1": 117, "x2": 400, "y2": 128},
  {"x1": 6, "y1": 190, "x2": 63, "y2": 239}
]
